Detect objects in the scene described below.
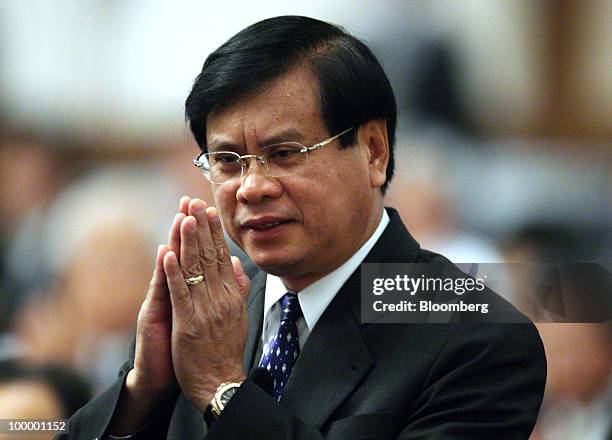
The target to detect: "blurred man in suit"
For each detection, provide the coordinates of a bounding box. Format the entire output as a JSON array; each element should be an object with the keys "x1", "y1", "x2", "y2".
[{"x1": 63, "y1": 16, "x2": 546, "y2": 439}]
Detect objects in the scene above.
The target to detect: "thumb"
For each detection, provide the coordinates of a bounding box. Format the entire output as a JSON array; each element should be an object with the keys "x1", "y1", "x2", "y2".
[{"x1": 231, "y1": 256, "x2": 251, "y2": 298}]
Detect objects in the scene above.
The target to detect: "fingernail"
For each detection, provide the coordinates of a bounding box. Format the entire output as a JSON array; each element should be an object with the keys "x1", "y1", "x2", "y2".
[
  {"x1": 193, "y1": 200, "x2": 205, "y2": 214},
  {"x1": 207, "y1": 207, "x2": 219, "y2": 222},
  {"x1": 186, "y1": 216, "x2": 197, "y2": 230}
]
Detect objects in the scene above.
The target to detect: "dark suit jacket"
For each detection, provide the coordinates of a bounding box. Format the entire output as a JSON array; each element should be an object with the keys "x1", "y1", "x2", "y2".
[{"x1": 62, "y1": 208, "x2": 546, "y2": 439}]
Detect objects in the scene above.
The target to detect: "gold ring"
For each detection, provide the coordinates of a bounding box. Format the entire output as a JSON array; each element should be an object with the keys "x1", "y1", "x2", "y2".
[{"x1": 184, "y1": 275, "x2": 204, "y2": 286}]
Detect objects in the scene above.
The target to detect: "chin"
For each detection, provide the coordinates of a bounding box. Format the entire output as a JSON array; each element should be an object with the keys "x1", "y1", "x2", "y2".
[{"x1": 248, "y1": 249, "x2": 303, "y2": 276}]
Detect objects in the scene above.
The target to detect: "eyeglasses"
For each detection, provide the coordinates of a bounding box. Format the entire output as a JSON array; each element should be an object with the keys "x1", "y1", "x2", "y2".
[{"x1": 193, "y1": 127, "x2": 353, "y2": 184}]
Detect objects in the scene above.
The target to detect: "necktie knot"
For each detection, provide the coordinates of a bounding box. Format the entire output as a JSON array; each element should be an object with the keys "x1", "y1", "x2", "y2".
[{"x1": 280, "y1": 292, "x2": 301, "y2": 323}]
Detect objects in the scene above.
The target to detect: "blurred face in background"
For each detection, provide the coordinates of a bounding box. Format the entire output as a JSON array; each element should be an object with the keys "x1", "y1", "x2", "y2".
[
  {"x1": 0, "y1": 380, "x2": 62, "y2": 440},
  {"x1": 0, "y1": 141, "x2": 63, "y2": 231},
  {"x1": 63, "y1": 222, "x2": 152, "y2": 332},
  {"x1": 537, "y1": 323, "x2": 612, "y2": 404}
]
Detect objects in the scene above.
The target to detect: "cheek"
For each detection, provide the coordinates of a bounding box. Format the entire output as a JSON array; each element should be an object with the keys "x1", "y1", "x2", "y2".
[
  {"x1": 293, "y1": 183, "x2": 348, "y2": 235},
  {"x1": 213, "y1": 186, "x2": 240, "y2": 237},
  {"x1": 302, "y1": 170, "x2": 370, "y2": 234},
  {"x1": 306, "y1": 165, "x2": 366, "y2": 206},
  {"x1": 213, "y1": 186, "x2": 236, "y2": 216}
]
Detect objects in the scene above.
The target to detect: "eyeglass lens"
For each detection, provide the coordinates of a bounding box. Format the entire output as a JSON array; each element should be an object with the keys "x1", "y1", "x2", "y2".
[{"x1": 202, "y1": 143, "x2": 307, "y2": 183}]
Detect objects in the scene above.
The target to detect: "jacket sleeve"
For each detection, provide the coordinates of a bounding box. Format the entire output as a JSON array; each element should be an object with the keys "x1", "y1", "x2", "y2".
[
  {"x1": 55, "y1": 360, "x2": 132, "y2": 440},
  {"x1": 205, "y1": 379, "x2": 326, "y2": 440},
  {"x1": 56, "y1": 338, "x2": 177, "y2": 440}
]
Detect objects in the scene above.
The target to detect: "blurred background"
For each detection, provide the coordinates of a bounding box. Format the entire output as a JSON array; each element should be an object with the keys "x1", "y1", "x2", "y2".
[{"x1": 0, "y1": 1, "x2": 610, "y2": 438}]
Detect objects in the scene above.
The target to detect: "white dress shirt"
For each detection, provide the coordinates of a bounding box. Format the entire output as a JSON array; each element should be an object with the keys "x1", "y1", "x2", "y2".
[{"x1": 259, "y1": 209, "x2": 390, "y2": 362}]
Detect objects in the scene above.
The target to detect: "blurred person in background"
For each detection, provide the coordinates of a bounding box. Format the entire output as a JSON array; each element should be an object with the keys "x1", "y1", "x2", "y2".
[
  {"x1": 533, "y1": 324, "x2": 611, "y2": 440},
  {"x1": 386, "y1": 141, "x2": 504, "y2": 264},
  {"x1": 0, "y1": 359, "x2": 92, "y2": 440},
  {"x1": 0, "y1": 130, "x2": 68, "y2": 358},
  {"x1": 11, "y1": 165, "x2": 181, "y2": 390},
  {"x1": 503, "y1": 225, "x2": 612, "y2": 440}
]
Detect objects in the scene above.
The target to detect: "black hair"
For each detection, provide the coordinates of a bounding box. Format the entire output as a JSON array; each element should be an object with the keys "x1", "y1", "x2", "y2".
[
  {"x1": 185, "y1": 15, "x2": 397, "y2": 193},
  {"x1": 0, "y1": 360, "x2": 92, "y2": 418}
]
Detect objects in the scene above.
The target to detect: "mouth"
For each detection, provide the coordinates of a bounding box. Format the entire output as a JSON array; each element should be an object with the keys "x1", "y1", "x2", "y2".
[
  {"x1": 241, "y1": 217, "x2": 293, "y2": 239},
  {"x1": 245, "y1": 220, "x2": 291, "y2": 230}
]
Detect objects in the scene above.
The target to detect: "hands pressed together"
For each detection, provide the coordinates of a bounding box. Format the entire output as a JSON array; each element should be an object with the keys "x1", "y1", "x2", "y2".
[{"x1": 125, "y1": 196, "x2": 251, "y2": 418}]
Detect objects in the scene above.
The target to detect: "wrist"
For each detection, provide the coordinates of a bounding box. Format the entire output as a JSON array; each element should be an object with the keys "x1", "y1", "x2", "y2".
[
  {"x1": 208, "y1": 380, "x2": 244, "y2": 419},
  {"x1": 194, "y1": 372, "x2": 246, "y2": 413},
  {"x1": 126, "y1": 369, "x2": 177, "y2": 403},
  {"x1": 109, "y1": 370, "x2": 177, "y2": 437}
]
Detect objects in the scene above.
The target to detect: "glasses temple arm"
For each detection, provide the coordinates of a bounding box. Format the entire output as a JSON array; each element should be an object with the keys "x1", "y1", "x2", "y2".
[{"x1": 306, "y1": 127, "x2": 354, "y2": 151}]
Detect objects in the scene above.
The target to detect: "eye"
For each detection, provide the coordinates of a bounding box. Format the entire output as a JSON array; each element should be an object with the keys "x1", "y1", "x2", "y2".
[
  {"x1": 268, "y1": 145, "x2": 302, "y2": 160},
  {"x1": 212, "y1": 152, "x2": 240, "y2": 165}
]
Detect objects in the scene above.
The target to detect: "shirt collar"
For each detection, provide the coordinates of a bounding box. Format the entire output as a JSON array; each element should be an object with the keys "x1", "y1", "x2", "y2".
[{"x1": 263, "y1": 208, "x2": 390, "y2": 331}]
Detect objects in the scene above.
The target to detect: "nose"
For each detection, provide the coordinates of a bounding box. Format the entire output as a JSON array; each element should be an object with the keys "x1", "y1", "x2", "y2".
[{"x1": 236, "y1": 157, "x2": 282, "y2": 204}]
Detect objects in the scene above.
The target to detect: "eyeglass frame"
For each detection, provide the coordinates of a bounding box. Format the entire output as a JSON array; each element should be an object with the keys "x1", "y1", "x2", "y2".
[{"x1": 192, "y1": 127, "x2": 354, "y2": 184}]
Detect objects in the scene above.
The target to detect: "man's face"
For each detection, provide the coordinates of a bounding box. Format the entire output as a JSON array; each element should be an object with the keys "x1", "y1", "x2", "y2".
[{"x1": 206, "y1": 67, "x2": 384, "y2": 289}]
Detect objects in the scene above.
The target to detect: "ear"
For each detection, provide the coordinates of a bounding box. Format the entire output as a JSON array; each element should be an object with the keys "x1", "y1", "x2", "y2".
[{"x1": 358, "y1": 119, "x2": 389, "y2": 189}]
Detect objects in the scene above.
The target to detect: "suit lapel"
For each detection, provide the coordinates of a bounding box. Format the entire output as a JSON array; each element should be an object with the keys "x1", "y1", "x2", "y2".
[
  {"x1": 243, "y1": 270, "x2": 266, "y2": 373},
  {"x1": 279, "y1": 285, "x2": 373, "y2": 429},
  {"x1": 344, "y1": 207, "x2": 421, "y2": 321},
  {"x1": 274, "y1": 208, "x2": 421, "y2": 427}
]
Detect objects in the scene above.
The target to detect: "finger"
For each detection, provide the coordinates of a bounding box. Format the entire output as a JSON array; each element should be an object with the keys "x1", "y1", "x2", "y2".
[
  {"x1": 207, "y1": 207, "x2": 235, "y2": 284},
  {"x1": 148, "y1": 245, "x2": 169, "y2": 299},
  {"x1": 179, "y1": 195, "x2": 191, "y2": 216},
  {"x1": 168, "y1": 213, "x2": 186, "y2": 260},
  {"x1": 231, "y1": 256, "x2": 251, "y2": 298},
  {"x1": 141, "y1": 245, "x2": 172, "y2": 323},
  {"x1": 163, "y1": 251, "x2": 193, "y2": 319},
  {"x1": 188, "y1": 199, "x2": 220, "y2": 287},
  {"x1": 179, "y1": 216, "x2": 204, "y2": 279}
]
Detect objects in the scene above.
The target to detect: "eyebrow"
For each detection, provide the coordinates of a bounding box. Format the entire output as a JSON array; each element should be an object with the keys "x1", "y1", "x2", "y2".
[
  {"x1": 207, "y1": 128, "x2": 306, "y2": 152},
  {"x1": 260, "y1": 128, "x2": 305, "y2": 146}
]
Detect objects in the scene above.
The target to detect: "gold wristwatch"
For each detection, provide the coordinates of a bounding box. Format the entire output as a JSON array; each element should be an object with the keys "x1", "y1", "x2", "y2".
[{"x1": 209, "y1": 382, "x2": 242, "y2": 419}]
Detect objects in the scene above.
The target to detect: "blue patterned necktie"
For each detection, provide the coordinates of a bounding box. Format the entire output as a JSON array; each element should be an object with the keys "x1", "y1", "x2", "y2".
[{"x1": 259, "y1": 292, "x2": 302, "y2": 400}]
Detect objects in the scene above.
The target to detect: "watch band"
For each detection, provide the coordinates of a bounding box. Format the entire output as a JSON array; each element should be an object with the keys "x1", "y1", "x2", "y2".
[{"x1": 209, "y1": 382, "x2": 242, "y2": 419}]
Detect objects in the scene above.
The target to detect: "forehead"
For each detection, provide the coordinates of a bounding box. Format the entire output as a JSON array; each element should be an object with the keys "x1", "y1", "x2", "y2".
[{"x1": 206, "y1": 66, "x2": 326, "y2": 146}]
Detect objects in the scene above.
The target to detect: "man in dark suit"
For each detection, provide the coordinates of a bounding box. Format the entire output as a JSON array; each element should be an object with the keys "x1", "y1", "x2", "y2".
[{"x1": 62, "y1": 16, "x2": 546, "y2": 439}]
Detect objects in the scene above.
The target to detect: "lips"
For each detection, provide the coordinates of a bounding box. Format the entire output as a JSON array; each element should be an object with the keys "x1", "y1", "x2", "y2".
[
  {"x1": 247, "y1": 221, "x2": 289, "y2": 230},
  {"x1": 242, "y1": 217, "x2": 293, "y2": 231}
]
